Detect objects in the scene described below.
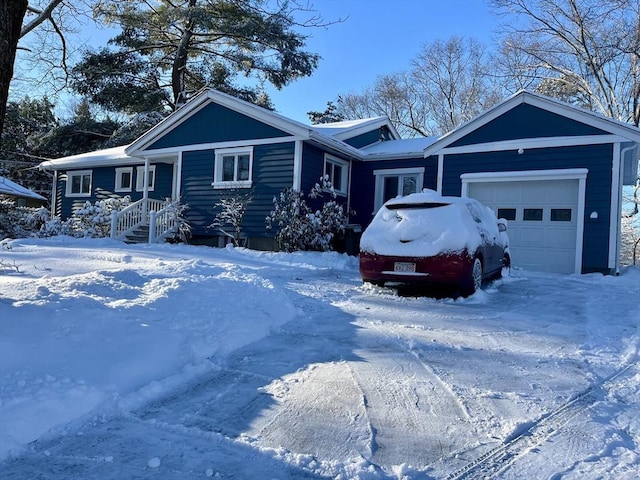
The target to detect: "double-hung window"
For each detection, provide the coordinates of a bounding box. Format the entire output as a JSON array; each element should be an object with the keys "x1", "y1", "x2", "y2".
[
  {"x1": 136, "y1": 165, "x2": 156, "y2": 192},
  {"x1": 213, "y1": 147, "x2": 253, "y2": 188},
  {"x1": 66, "y1": 170, "x2": 92, "y2": 197},
  {"x1": 373, "y1": 167, "x2": 424, "y2": 211},
  {"x1": 115, "y1": 167, "x2": 133, "y2": 192},
  {"x1": 323, "y1": 155, "x2": 349, "y2": 195}
]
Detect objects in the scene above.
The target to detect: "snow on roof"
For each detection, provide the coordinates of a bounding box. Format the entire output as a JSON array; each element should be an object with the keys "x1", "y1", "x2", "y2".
[
  {"x1": 39, "y1": 145, "x2": 133, "y2": 171},
  {"x1": 360, "y1": 137, "x2": 439, "y2": 157},
  {"x1": 0, "y1": 176, "x2": 46, "y2": 201},
  {"x1": 311, "y1": 117, "x2": 391, "y2": 139}
]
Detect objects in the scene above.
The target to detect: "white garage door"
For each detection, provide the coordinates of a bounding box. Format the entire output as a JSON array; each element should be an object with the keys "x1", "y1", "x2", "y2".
[{"x1": 467, "y1": 179, "x2": 580, "y2": 274}]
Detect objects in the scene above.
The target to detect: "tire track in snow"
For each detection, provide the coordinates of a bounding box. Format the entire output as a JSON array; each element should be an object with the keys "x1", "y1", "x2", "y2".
[{"x1": 445, "y1": 361, "x2": 637, "y2": 480}]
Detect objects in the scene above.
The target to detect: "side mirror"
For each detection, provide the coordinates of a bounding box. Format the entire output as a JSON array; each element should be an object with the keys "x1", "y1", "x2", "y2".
[{"x1": 497, "y1": 219, "x2": 508, "y2": 232}]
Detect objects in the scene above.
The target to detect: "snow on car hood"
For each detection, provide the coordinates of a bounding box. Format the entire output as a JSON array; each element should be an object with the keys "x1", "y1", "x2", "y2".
[{"x1": 360, "y1": 191, "x2": 487, "y2": 257}]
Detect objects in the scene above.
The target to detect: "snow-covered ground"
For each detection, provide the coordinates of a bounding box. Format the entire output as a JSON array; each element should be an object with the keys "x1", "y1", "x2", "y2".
[{"x1": 0, "y1": 237, "x2": 638, "y2": 479}]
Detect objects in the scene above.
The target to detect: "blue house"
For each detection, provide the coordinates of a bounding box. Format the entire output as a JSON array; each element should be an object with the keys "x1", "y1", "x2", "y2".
[{"x1": 40, "y1": 88, "x2": 640, "y2": 275}]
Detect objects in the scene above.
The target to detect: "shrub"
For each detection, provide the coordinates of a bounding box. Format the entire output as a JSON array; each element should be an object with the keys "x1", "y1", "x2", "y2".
[
  {"x1": 266, "y1": 177, "x2": 349, "y2": 252},
  {"x1": 0, "y1": 199, "x2": 50, "y2": 239}
]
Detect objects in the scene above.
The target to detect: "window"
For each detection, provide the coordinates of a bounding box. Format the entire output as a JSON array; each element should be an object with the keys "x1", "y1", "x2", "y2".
[
  {"x1": 136, "y1": 165, "x2": 156, "y2": 192},
  {"x1": 523, "y1": 208, "x2": 543, "y2": 221},
  {"x1": 324, "y1": 155, "x2": 349, "y2": 195},
  {"x1": 66, "y1": 170, "x2": 92, "y2": 197},
  {"x1": 213, "y1": 147, "x2": 253, "y2": 188},
  {"x1": 115, "y1": 167, "x2": 133, "y2": 192},
  {"x1": 373, "y1": 167, "x2": 424, "y2": 211},
  {"x1": 551, "y1": 208, "x2": 572, "y2": 222},
  {"x1": 497, "y1": 208, "x2": 517, "y2": 221}
]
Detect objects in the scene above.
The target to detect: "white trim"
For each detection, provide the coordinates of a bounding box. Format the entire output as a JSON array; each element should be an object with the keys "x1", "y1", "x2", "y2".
[
  {"x1": 436, "y1": 153, "x2": 444, "y2": 194},
  {"x1": 175, "y1": 152, "x2": 183, "y2": 200},
  {"x1": 609, "y1": 143, "x2": 621, "y2": 270},
  {"x1": 212, "y1": 146, "x2": 254, "y2": 189},
  {"x1": 460, "y1": 168, "x2": 588, "y2": 274},
  {"x1": 373, "y1": 167, "x2": 425, "y2": 212},
  {"x1": 423, "y1": 90, "x2": 640, "y2": 158},
  {"x1": 132, "y1": 135, "x2": 302, "y2": 159},
  {"x1": 136, "y1": 164, "x2": 156, "y2": 192},
  {"x1": 324, "y1": 154, "x2": 349, "y2": 195},
  {"x1": 126, "y1": 89, "x2": 312, "y2": 155},
  {"x1": 114, "y1": 167, "x2": 133, "y2": 192},
  {"x1": 293, "y1": 140, "x2": 303, "y2": 190},
  {"x1": 434, "y1": 134, "x2": 624, "y2": 156},
  {"x1": 65, "y1": 170, "x2": 92, "y2": 197},
  {"x1": 51, "y1": 170, "x2": 58, "y2": 216}
]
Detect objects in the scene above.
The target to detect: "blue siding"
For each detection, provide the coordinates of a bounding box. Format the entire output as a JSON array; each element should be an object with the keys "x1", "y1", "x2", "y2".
[
  {"x1": 58, "y1": 163, "x2": 173, "y2": 219},
  {"x1": 181, "y1": 143, "x2": 295, "y2": 237},
  {"x1": 440, "y1": 143, "x2": 614, "y2": 272},
  {"x1": 300, "y1": 143, "x2": 327, "y2": 193},
  {"x1": 147, "y1": 103, "x2": 291, "y2": 150},
  {"x1": 350, "y1": 157, "x2": 435, "y2": 227},
  {"x1": 344, "y1": 130, "x2": 381, "y2": 149},
  {"x1": 451, "y1": 104, "x2": 609, "y2": 147}
]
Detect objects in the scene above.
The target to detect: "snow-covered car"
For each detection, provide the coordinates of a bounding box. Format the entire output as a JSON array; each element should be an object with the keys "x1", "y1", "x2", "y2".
[{"x1": 359, "y1": 190, "x2": 510, "y2": 295}]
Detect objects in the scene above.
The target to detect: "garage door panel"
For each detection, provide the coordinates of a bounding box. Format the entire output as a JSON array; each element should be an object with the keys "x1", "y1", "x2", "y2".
[{"x1": 468, "y1": 179, "x2": 580, "y2": 274}]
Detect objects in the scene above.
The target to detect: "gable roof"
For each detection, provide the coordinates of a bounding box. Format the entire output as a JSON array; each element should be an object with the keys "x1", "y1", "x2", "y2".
[
  {"x1": 311, "y1": 116, "x2": 401, "y2": 141},
  {"x1": 423, "y1": 90, "x2": 640, "y2": 157},
  {"x1": 0, "y1": 176, "x2": 46, "y2": 201},
  {"x1": 126, "y1": 88, "x2": 314, "y2": 156}
]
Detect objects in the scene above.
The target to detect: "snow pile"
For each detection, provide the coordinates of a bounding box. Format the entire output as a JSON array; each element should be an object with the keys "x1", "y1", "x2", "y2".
[
  {"x1": 360, "y1": 189, "x2": 501, "y2": 256},
  {"x1": 0, "y1": 237, "x2": 298, "y2": 459}
]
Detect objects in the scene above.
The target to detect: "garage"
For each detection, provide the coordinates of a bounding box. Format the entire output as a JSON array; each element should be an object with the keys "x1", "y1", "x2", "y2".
[{"x1": 461, "y1": 169, "x2": 587, "y2": 274}]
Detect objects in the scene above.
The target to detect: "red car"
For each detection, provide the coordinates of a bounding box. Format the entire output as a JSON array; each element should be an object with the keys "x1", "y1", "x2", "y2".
[{"x1": 359, "y1": 190, "x2": 510, "y2": 295}]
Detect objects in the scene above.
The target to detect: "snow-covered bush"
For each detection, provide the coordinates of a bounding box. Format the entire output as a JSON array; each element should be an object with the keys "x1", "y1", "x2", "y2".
[
  {"x1": 266, "y1": 178, "x2": 349, "y2": 252},
  {"x1": 163, "y1": 198, "x2": 192, "y2": 244},
  {"x1": 0, "y1": 198, "x2": 50, "y2": 239},
  {"x1": 68, "y1": 196, "x2": 131, "y2": 238},
  {"x1": 210, "y1": 189, "x2": 253, "y2": 246}
]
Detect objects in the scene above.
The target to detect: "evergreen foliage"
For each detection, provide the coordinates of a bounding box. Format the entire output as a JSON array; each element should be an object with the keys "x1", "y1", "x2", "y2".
[{"x1": 266, "y1": 178, "x2": 349, "y2": 252}]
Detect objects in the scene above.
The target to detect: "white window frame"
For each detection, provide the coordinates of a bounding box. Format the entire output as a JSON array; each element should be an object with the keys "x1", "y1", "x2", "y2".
[
  {"x1": 212, "y1": 147, "x2": 254, "y2": 189},
  {"x1": 66, "y1": 170, "x2": 92, "y2": 197},
  {"x1": 136, "y1": 165, "x2": 156, "y2": 192},
  {"x1": 115, "y1": 167, "x2": 133, "y2": 192},
  {"x1": 373, "y1": 167, "x2": 424, "y2": 211},
  {"x1": 323, "y1": 155, "x2": 349, "y2": 195}
]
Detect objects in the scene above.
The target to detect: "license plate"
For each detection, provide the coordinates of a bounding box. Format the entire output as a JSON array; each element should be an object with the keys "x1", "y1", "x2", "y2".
[{"x1": 394, "y1": 262, "x2": 416, "y2": 273}]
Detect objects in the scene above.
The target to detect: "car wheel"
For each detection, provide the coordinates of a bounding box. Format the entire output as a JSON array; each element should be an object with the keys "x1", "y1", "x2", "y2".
[{"x1": 463, "y1": 258, "x2": 483, "y2": 296}]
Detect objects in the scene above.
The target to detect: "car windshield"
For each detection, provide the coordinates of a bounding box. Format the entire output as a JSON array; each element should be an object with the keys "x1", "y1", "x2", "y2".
[{"x1": 385, "y1": 202, "x2": 451, "y2": 210}]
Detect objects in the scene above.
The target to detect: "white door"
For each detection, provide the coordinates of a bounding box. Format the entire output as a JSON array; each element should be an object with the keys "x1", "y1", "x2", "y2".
[{"x1": 468, "y1": 179, "x2": 580, "y2": 274}]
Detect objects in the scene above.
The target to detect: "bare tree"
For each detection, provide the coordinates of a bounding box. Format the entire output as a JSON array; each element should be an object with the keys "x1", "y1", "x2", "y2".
[
  {"x1": 491, "y1": 0, "x2": 640, "y2": 126},
  {"x1": 1, "y1": 0, "x2": 93, "y2": 135},
  {"x1": 337, "y1": 37, "x2": 502, "y2": 137}
]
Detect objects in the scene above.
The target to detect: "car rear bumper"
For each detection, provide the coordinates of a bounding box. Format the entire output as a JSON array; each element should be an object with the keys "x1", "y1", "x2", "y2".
[{"x1": 359, "y1": 252, "x2": 473, "y2": 285}]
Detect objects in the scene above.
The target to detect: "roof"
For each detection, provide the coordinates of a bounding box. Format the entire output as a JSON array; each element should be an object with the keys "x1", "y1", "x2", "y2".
[
  {"x1": 423, "y1": 90, "x2": 640, "y2": 157},
  {"x1": 39, "y1": 145, "x2": 132, "y2": 171},
  {"x1": 0, "y1": 176, "x2": 46, "y2": 201},
  {"x1": 360, "y1": 137, "x2": 439, "y2": 159},
  {"x1": 311, "y1": 116, "x2": 401, "y2": 141}
]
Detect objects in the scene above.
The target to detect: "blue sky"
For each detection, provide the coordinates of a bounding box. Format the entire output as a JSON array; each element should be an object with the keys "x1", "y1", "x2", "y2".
[
  {"x1": 266, "y1": 0, "x2": 499, "y2": 122},
  {"x1": 13, "y1": 0, "x2": 499, "y2": 123}
]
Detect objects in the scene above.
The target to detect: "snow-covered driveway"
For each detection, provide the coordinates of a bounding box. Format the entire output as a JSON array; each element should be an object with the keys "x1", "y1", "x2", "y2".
[{"x1": 0, "y1": 238, "x2": 638, "y2": 479}]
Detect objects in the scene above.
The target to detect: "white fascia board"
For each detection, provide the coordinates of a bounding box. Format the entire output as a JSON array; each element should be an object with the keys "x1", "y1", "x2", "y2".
[
  {"x1": 329, "y1": 117, "x2": 401, "y2": 141},
  {"x1": 308, "y1": 131, "x2": 365, "y2": 160},
  {"x1": 133, "y1": 135, "x2": 303, "y2": 158},
  {"x1": 423, "y1": 90, "x2": 640, "y2": 157},
  {"x1": 126, "y1": 88, "x2": 312, "y2": 156},
  {"x1": 436, "y1": 134, "x2": 624, "y2": 155},
  {"x1": 460, "y1": 168, "x2": 589, "y2": 183}
]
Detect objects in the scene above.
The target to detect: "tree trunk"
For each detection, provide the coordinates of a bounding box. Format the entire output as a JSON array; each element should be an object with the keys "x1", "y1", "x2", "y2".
[{"x1": 0, "y1": 0, "x2": 28, "y2": 136}]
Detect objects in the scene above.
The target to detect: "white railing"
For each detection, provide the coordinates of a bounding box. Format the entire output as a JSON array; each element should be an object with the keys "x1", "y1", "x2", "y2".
[
  {"x1": 149, "y1": 205, "x2": 178, "y2": 243},
  {"x1": 110, "y1": 198, "x2": 175, "y2": 242}
]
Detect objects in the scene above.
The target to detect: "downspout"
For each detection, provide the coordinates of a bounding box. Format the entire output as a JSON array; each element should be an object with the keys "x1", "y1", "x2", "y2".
[
  {"x1": 51, "y1": 170, "x2": 58, "y2": 216},
  {"x1": 143, "y1": 157, "x2": 150, "y2": 200},
  {"x1": 616, "y1": 144, "x2": 639, "y2": 274}
]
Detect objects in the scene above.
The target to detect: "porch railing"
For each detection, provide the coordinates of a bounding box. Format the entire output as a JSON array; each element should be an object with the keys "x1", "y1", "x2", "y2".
[{"x1": 110, "y1": 197, "x2": 175, "y2": 242}]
